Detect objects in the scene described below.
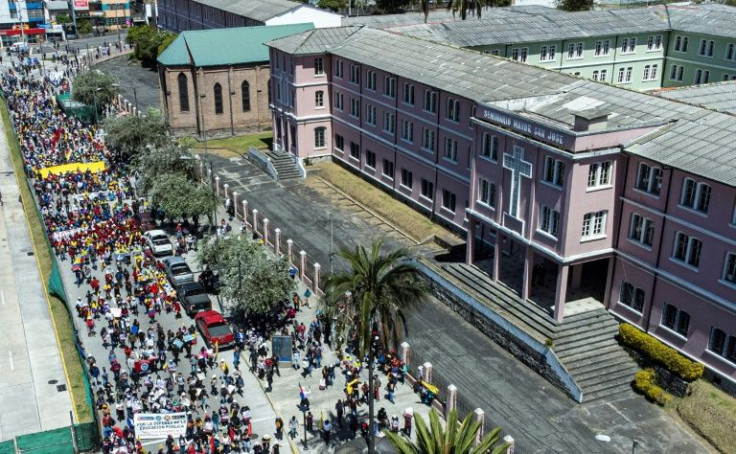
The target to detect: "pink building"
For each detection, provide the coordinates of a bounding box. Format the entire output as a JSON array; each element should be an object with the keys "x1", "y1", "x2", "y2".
[{"x1": 267, "y1": 27, "x2": 736, "y2": 388}]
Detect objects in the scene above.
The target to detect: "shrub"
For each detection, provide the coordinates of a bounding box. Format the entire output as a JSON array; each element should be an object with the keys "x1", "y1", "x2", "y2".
[
  {"x1": 633, "y1": 368, "x2": 671, "y2": 406},
  {"x1": 619, "y1": 323, "x2": 704, "y2": 381}
]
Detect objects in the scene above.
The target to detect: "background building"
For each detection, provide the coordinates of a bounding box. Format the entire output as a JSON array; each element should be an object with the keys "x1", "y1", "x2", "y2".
[
  {"x1": 0, "y1": 0, "x2": 48, "y2": 44},
  {"x1": 157, "y1": 23, "x2": 313, "y2": 135}
]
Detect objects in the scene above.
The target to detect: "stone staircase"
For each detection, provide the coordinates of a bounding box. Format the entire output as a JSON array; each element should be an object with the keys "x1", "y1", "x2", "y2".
[
  {"x1": 267, "y1": 151, "x2": 301, "y2": 181},
  {"x1": 439, "y1": 262, "x2": 638, "y2": 403}
]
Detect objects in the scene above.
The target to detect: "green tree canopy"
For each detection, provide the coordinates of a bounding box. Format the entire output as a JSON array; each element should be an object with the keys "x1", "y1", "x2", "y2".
[
  {"x1": 385, "y1": 408, "x2": 510, "y2": 454},
  {"x1": 127, "y1": 25, "x2": 177, "y2": 68},
  {"x1": 556, "y1": 0, "x2": 593, "y2": 11},
  {"x1": 77, "y1": 18, "x2": 92, "y2": 35},
  {"x1": 55, "y1": 14, "x2": 72, "y2": 24},
  {"x1": 318, "y1": 0, "x2": 347, "y2": 12},
  {"x1": 197, "y1": 235, "x2": 296, "y2": 316},
  {"x1": 103, "y1": 108, "x2": 169, "y2": 159},
  {"x1": 376, "y1": 0, "x2": 411, "y2": 14},
  {"x1": 72, "y1": 70, "x2": 119, "y2": 111},
  {"x1": 148, "y1": 172, "x2": 218, "y2": 221},
  {"x1": 134, "y1": 142, "x2": 197, "y2": 193}
]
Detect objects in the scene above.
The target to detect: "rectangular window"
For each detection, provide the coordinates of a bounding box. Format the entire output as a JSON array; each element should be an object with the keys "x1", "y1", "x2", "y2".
[
  {"x1": 420, "y1": 178, "x2": 434, "y2": 200},
  {"x1": 661, "y1": 304, "x2": 690, "y2": 337},
  {"x1": 726, "y1": 43, "x2": 736, "y2": 61},
  {"x1": 383, "y1": 112, "x2": 395, "y2": 135},
  {"x1": 478, "y1": 179, "x2": 496, "y2": 208},
  {"x1": 444, "y1": 137, "x2": 458, "y2": 162},
  {"x1": 384, "y1": 76, "x2": 396, "y2": 98},
  {"x1": 401, "y1": 119, "x2": 414, "y2": 143},
  {"x1": 350, "y1": 98, "x2": 360, "y2": 118},
  {"x1": 594, "y1": 40, "x2": 610, "y2": 56},
  {"x1": 592, "y1": 70, "x2": 600, "y2": 81},
  {"x1": 334, "y1": 92, "x2": 344, "y2": 111},
  {"x1": 647, "y1": 35, "x2": 663, "y2": 51},
  {"x1": 315, "y1": 90, "x2": 324, "y2": 108},
  {"x1": 314, "y1": 57, "x2": 324, "y2": 75},
  {"x1": 724, "y1": 253, "x2": 736, "y2": 285},
  {"x1": 349, "y1": 142, "x2": 360, "y2": 160},
  {"x1": 694, "y1": 68, "x2": 710, "y2": 84},
  {"x1": 670, "y1": 65, "x2": 684, "y2": 81},
  {"x1": 365, "y1": 70, "x2": 376, "y2": 91},
  {"x1": 442, "y1": 189, "x2": 457, "y2": 212},
  {"x1": 709, "y1": 328, "x2": 736, "y2": 363},
  {"x1": 629, "y1": 213, "x2": 655, "y2": 247},
  {"x1": 680, "y1": 178, "x2": 711, "y2": 213},
  {"x1": 582, "y1": 211, "x2": 607, "y2": 238},
  {"x1": 587, "y1": 161, "x2": 612, "y2": 187},
  {"x1": 568, "y1": 42, "x2": 583, "y2": 59},
  {"x1": 540, "y1": 45, "x2": 556, "y2": 62},
  {"x1": 422, "y1": 128, "x2": 436, "y2": 152},
  {"x1": 617, "y1": 66, "x2": 633, "y2": 83},
  {"x1": 542, "y1": 156, "x2": 565, "y2": 187},
  {"x1": 334, "y1": 134, "x2": 344, "y2": 152},
  {"x1": 635, "y1": 163, "x2": 662, "y2": 195},
  {"x1": 334, "y1": 59, "x2": 343, "y2": 78},
  {"x1": 400, "y1": 168, "x2": 413, "y2": 189},
  {"x1": 539, "y1": 205, "x2": 560, "y2": 237},
  {"x1": 674, "y1": 36, "x2": 682, "y2": 52},
  {"x1": 621, "y1": 37, "x2": 636, "y2": 53},
  {"x1": 672, "y1": 232, "x2": 703, "y2": 268},
  {"x1": 480, "y1": 133, "x2": 498, "y2": 160},
  {"x1": 619, "y1": 281, "x2": 645, "y2": 312},
  {"x1": 364, "y1": 149, "x2": 375, "y2": 167},
  {"x1": 382, "y1": 159, "x2": 394, "y2": 179},
  {"x1": 403, "y1": 83, "x2": 415, "y2": 105},
  {"x1": 366, "y1": 105, "x2": 376, "y2": 126},
  {"x1": 446, "y1": 98, "x2": 460, "y2": 122},
  {"x1": 314, "y1": 127, "x2": 326, "y2": 148},
  {"x1": 424, "y1": 90, "x2": 437, "y2": 113},
  {"x1": 349, "y1": 64, "x2": 360, "y2": 84},
  {"x1": 599, "y1": 69, "x2": 607, "y2": 82}
]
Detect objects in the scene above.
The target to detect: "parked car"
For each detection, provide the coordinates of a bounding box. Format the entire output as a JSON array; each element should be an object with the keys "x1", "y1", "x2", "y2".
[
  {"x1": 9, "y1": 42, "x2": 28, "y2": 53},
  {"x1": 161, "y1": 256, "x2": 195, "y2": 287},
  {"x1": 194, "y1": 310, "x2": 234, "y2": 348},
  {"x1": 144, "y1": 229, "x2": 173, "y2": 257},
  {"x1": 178, "y1": 282, "x2": 213, "y2": 315}
]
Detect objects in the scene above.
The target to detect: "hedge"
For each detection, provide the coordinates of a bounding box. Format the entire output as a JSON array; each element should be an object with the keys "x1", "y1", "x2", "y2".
[
  {"x1": 634, "y1": 368, "x2": 671, "y2": 406},
  {"x1": 619, "y1": 323, "x2": 704, "y2": 381}
]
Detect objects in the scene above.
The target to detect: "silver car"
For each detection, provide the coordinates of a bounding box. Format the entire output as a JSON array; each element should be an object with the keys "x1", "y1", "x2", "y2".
[{"x1": 162, "y1": 256, "x2": 195, "y2": 287}]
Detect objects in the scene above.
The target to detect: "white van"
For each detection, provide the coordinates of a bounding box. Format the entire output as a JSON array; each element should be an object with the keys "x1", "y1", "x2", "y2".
[{"x1": 9, "y1": 42, "x2": 28, "y2": 53}]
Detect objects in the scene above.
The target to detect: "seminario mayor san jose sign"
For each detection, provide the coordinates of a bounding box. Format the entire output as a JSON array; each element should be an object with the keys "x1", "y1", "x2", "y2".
[
  {"x1": 134, "y1": 413, "x2": 188, "y2": 439},
  {"x1": 479, "y1": 106, "x2": 574, "y2": 150}
]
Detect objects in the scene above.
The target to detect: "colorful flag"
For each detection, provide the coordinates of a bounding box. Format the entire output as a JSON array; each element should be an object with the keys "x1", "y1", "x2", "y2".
[{"x1": 299, "y1": 383, "x2": 306, "y2": 401}]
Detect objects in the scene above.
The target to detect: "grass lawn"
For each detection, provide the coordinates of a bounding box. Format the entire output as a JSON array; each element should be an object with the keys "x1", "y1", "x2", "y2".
[
  {"x1": 312, "y1": 161, "x2": 458, "y2": 244},
  {"x1": 1, "y1": 102, "x2": 93, "y2": 423},
  {"x1": 188, "y1": 132, "x2": 273, "y2": 158},
  {"x1": 674, "y1": 380, "x2": 736, "y2": 454}
]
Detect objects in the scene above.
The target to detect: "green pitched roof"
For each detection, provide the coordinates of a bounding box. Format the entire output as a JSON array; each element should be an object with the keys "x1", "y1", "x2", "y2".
[{"x1": 157, "y1": 23, "x2": 314, "y2": 67}]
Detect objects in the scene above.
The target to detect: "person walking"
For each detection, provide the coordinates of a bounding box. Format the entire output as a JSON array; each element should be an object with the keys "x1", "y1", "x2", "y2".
[{"x1": 288, "y1": 416, "x2": 298, "y2": 439}]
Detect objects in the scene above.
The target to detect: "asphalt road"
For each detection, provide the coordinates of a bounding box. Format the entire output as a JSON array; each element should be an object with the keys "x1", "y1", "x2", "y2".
[{"x1": 94, "y1": 56, "x2": 160, "y2": 113}]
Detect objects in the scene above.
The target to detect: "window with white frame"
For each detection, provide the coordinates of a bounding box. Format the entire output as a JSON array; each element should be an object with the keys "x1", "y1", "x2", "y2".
[
  {"x1": 442, "y1": 189, "x2": 457, "y2": 212},
  {"x1": 401, "y1": 119, "x2": 414, "y2": 143},
  {"x1": 420, "y1": 178, "x2": 434, "y2": 200},
  {"x1": 670, "y1": 65, "x2": 684, "y2": 81},
  {"x1": 647, "y1": 34, "x2": 663, "y2": 51},
  {"x1": 587, "y1": 161, "x2": 612, "y2": 188},
  {"x1": 315, "y1": 90, "x2": 324, "y2": 108},
  {"x1": 400, "y1": 168, "x2": 413, "y2": 188},
  {"x1": 384, "y1": 76, "x2": 396, "y2": 98},
  {"x1": 643, "y1": 64, "x2": 658, "y2": 81},
  {"x1": 314, "y1": 57, "x2": 324, "y2": 75},
  {"x1": 424, "y1": 90, "x2": 437, "y2": 113},
  {"x1": 727, "y1": 43, "x2": 736, "y2": 61},
  {"x1": 540, "y1": 45, "x2": 556, "y2": 62},
  {"x1": 366, "y1": 105, "x2": 376, "y2": 126},
  {"x1": 383, "y1": 112, "x2": 395, "y2": 135},
  {"x1": 617, "y1": 66, "x2": 633, "y2": 84},
  {"x1": 334, "y1": 134, "x2": 344, "y2": 152},
  {"x1": 446, "y1": 98, "x2": 460, "y2": 122},
  {"x1": 422, "y1": 128, "x2": 436, "y2": 152},
  {"x1": 694, "y1": 69, "x2": 710, "y2": 84},
  {"x1": 364, "y1": 149, "x2": 375, "y2": 167},
  {"x1": 619, "y1": 281, "x2": 645, "y2": 312},
  {"x1": 511, "y1": 47, "x2": 528, "y2": 62},
  {"x1": 567, "y1": 42, "x2": 583, "y2": 59},
  {"x1": 680, "y1": 178, "x2": 711, "y2": 213},
  {"x1": 350, "y1": 98, "x2": 360, "y2": 118},
  {"x1": 582, "y1": 211, "x2": 607, "y2": 238},
  {"x1": 672, "y1": 232, "x2": 703, "y2": 268},
  {"x1": 709, "y1": 327, "x2": 736, "y2": 363},
  {"x1": 314, "y1": 127, "x2": 326, "y2": 149},
  {"x1": 444, "y1": 137, "x2": 458, "y2": 162},
  {"x1": 539, "y1": 205, "x2": 560, "y2": 237},
  {"x1": 722, "y1": 253, "x2": 736, "y2": 285},
  {"x1": 349, "y1": 141, "x2": 360, "y2": 160},
  {"x1": 621, "y1": 37, "x2": 636, "y2": 53},
  {"x1": 629, "y1": 213, "x2": 655, "y2": 247},
  {"x1": 478, "y1": 179, "x2": 496, "y2": 208},
  {"x1": 349, "y1": 64, "x2": 360, "y2": 84},
  {"x1": 542, "y1": 156, "x2": 565, "y2": 187},
  {"x1": 365, "y1": 70, "x2": 376, "y2": 90},
  {"x1": 594, "y1": 40, "x2": 610, "y2": 56},
  {"x1": 334, "y1": 59, "x2": 343, "y2": 78},
  {"x1": 334, "y1": 92, "x2": 343, "y2": 111},
  {"x1": 661, "y1": 304, "x2": 690, "y2": 337},
  {"x1": 635, "y1": 162, "x2": 662, "y2": 195},
  {"x1": 481, "y1": 133, "x2": 498, "y2": 160},
  {"x1": 403, "y1": 83, "x2": 415, "y2": 105},
  {"x1": 382, "y1": 159, "x2": 394, "y2": 179}
]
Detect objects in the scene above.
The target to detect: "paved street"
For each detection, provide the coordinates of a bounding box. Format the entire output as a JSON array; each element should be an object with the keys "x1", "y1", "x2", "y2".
[{"x1": 94, "y1": 56, "x2": 160, "y2": 113}]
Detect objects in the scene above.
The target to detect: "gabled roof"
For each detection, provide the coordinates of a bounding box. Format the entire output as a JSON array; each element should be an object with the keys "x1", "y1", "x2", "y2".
[
  {"x1": 654, "y1": 81, "x2": 736, "y2": 115},
  {"x1": 667, "y1": 3, "x2": 736, "y2": 40},
  {"x1": 266, "y1": 26, "x2": 362, "y2": 55},
  {"x1": 157, "y1": 23, "x2": 314, "y2": 67},
  {"x1": 194, "y1": 0, "x2": 302, "y2": 23}
]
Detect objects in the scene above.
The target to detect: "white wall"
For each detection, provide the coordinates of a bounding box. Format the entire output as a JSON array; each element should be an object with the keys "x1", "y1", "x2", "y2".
[{"x1": 266, "y1": 5, "x2": 341, "y2": 28}]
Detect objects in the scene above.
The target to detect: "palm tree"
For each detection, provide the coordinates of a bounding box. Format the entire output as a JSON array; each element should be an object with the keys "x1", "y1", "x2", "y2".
[
  {"x1": 385, "y1": 408, "x2": 510, "y2": 454},
  {"x1": 323, "y1": 239, "x2": 428, "y2": 454}
]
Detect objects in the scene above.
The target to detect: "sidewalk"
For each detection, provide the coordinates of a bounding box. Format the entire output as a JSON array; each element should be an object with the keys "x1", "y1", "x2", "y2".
[{"x1": 0, "y1": 98, "x2": 74, "y2": 440}]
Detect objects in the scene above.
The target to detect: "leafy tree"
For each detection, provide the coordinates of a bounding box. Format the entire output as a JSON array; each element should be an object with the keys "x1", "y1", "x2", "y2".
[
  {"x1": 103, "y1": 108, "x2": 169, "y2": 159},
  {"x1": 55, "y1": 14, "x2": 72, "y2": 24},
  {"x1": 127, "y1": 25, "x2": 176, "y2": 68},
  {"x1": 376, "y1": 0, "x2": 411, "y2": 13},
  {"x1": 197, "y1": 235, "x2": 296, "y2": 316},
  {"x1": 385, "y1": 408, "x2": 510, "y2": 454},
  {"x1": 72, "y1": 69, "x2": 119, "y2": 112},
  {"x1": 149, "y1": 172, "x2": 218, "y2": 221},
  {"x1": 556, "y1": 0, "x2": 592, "y2": 11},
  {"x1": 322, "y1": 239, "x2": 428, "y2": 453},
  {"x1": 77, "y1": 19, "x2": 93, "y2": 35},
  {"x1": 158, "y1": 32, "x2": 178, "y2": 56},
  {"x1": 446, "y1": 0, "x2": 487, "y2": 20},
  {"x1": 134, "y1": 142, "x2": 197, "y2": 193},
  {"x1": 318, "y1": 0, "x2": 347, "y2": 12}
]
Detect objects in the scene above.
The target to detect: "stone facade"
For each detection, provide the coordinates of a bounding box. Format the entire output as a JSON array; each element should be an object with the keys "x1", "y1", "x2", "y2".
[{"x1": 159, "y1": 64, "x2": 272, "y2": 136}]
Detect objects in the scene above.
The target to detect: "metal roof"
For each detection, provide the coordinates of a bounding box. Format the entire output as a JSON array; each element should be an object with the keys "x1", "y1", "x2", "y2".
[
  {"x1": 193, "y1": 0, "x2": 302, "y2": 22},
  {"x1": 265, "y1": 26, "x2": 362, "y2": 55},
  {"x1": 667, "y1": 3, "x2": 736, "y2": 40},
  {"x1": 654, "y1": 81, "x2": 736, "y2": 115},
  {"x1": 157, "y1": 23, "x2": 314, "y2": 67}
]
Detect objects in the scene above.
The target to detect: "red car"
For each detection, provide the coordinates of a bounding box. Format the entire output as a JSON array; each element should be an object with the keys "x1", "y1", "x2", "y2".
[{"x1": 194, "y1": 310, "x2": 235, "y2": 348}]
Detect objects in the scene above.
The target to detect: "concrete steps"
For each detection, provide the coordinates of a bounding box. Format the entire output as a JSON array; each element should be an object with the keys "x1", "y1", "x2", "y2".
[{"x1": 267, "y1": 151, "x2": 301, "y2": 181}]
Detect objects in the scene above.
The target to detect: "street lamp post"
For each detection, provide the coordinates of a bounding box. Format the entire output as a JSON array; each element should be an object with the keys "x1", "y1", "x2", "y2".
[{"x1": 92, "y1": 87, "x2": 102, "y2": 124}]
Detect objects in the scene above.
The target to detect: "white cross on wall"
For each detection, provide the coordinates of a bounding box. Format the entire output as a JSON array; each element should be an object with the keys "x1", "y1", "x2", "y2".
[{"x1": 503, "y1": 146, "x2": 533, "y2": 219}]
